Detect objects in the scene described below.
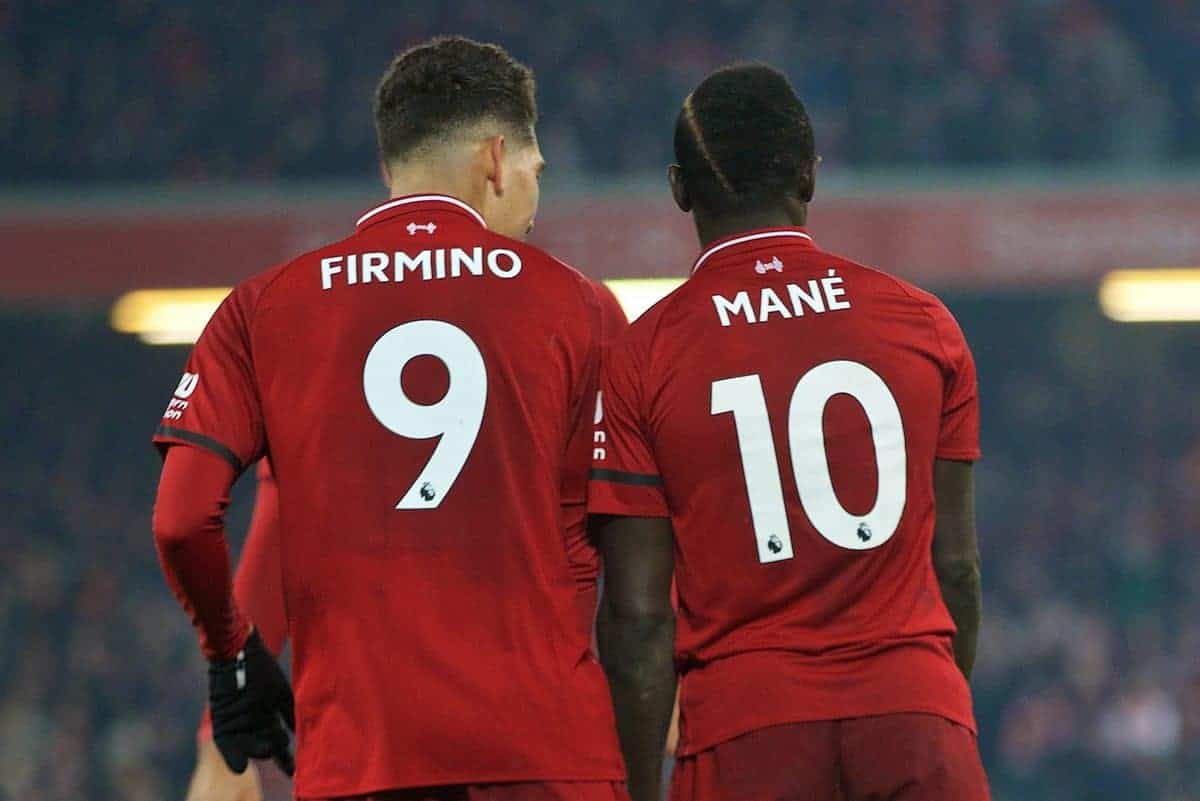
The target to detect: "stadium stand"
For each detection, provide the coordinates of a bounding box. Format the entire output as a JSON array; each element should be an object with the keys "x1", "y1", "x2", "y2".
[{"x1": 2, "y1": 0, "x2": 1199, "y2": 182}]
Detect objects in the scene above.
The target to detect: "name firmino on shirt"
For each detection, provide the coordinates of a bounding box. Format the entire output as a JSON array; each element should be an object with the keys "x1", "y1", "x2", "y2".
[
  {"x1": 712, "y1": 269, "x2": 852, "y2": 327},
  {"x1": 320, "y1": 247, "x2": 523, "y2": 290}
]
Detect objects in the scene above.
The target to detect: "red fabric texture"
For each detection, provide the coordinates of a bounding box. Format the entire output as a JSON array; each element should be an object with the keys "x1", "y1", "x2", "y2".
[
  {"x1": 312, "y1": 781, "x2": 629, "y2": 801},
  {"x1": 233, "y1": 459, "x2": 288, "y2": 653},
  {"x1": 670, "y1": 715, "x2": 989, "y2": 801},
  {"x1": 152, "y1": 445, "x2": 249, "y2": 661}
]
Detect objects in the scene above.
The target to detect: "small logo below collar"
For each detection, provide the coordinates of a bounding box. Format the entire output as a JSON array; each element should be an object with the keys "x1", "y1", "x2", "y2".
[
  {"x1": 407, "y1": 221, "x2": 437, "y2": 235},
  {"x1": 692, "y1": 230, "x2": 813, "y2": 275},
  {"x1": 356, "y1": 195, "x2": 486, "y2": 230},
  {"x1": 755, "y1": 256, "x2": 784, "y2": 275}
]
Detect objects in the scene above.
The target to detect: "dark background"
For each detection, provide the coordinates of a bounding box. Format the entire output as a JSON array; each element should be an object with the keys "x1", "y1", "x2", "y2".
[{"x1": 3, "y1": 2, "x2": 1199, "y2": 799}]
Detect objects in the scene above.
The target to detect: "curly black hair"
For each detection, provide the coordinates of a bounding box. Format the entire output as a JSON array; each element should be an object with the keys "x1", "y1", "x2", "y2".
[
  {"x1": 674, "y1": 64, "x2": 815, "y2": 214},
  {"x1": 375, "y1": 36, "x2": 537, "y2": 163}
]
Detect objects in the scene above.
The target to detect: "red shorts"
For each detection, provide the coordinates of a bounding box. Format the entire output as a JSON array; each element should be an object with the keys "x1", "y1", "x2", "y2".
[
  {"x1": 671, "y1": 714, "x2": 989, "y2": 801},
  {"x1": 316, "y1": 781, "x2": 629, "y2": 801}
]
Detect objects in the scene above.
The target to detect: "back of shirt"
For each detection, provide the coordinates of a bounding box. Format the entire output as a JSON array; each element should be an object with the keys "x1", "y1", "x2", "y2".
[
  {"x1": 155, "y1": 196, "x2": 624, "y2": 797},
  {"x1": 590, "y1": 228, "x2": 980, "y2": 756}
]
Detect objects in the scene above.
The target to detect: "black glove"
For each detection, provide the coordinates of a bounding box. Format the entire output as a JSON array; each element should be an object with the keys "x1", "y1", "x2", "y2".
[{"x1": 208, "y1": 628, "x2": 296, "y2": 776}]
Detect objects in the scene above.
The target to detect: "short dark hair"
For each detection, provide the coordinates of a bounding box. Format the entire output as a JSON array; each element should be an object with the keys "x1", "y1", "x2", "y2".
[
  {"x1": 375, "y1": 36, "x2": 537, "y2": 163},
  {"x1": 674, "y1": 64, "x2": 815, "y2": 213}
]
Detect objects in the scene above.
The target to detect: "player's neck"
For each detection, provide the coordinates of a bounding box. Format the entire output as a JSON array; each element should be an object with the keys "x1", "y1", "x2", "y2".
[
  {"x1": 388, "y1": 180, "x2": 479, "y2": 208},
  {"x1": 694, "y1": 205, "x2": 807, "y2": 249},
  {"x1": 385, "y1": 162, "x2": 484, "y2": 215}
]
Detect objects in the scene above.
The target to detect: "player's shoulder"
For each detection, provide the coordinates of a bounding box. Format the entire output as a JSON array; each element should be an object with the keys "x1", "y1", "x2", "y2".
[
  {"x1": 612, "y1": 276, "x2": 699, "y2": 360},
  {"x1": 497, "y1": 231, "x2": 600, "y2": 293},
  {"x1": 817, "y1": 247, "x2": 923, "y2": 300},
  {"x1": 820, "y1": 247, "x2": 960, "y2": 323},
  {"x1": 478, "y1": 230, "x2": 615, "y2": 328},
  {"x1": 819, "y1": 247, "x2": 969, "y2": 359},
  {"x1": 222, "y1": 232, "x2": 359, "y2": 317}
]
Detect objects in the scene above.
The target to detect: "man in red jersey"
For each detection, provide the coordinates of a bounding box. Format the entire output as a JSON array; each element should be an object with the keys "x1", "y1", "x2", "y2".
[
  {"x1": 184, "y1": 288, "x2": 629, "y2": 801},
  {"x1": 591, "y1": 64, "x2": 988, "y2": 801},
  {"x1": 152, "y1": 36, "x2": 628, "y2": 801},
  {"x1": 182, "y1": 288, "x2": 628, "y2": 801}
]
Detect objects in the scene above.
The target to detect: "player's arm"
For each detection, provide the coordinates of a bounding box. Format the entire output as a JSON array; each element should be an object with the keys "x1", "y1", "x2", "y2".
[
  {"x1": 587, "y1": 324, "x2": 674, "y2": 801},
  {"x1": 666, "y1": 687, "x2": 680, "y2": 754},
  {"x1": 153, "y1": 443, "x2": 250, "y2": 662},
  {"x1": 932, "y1": 458, "x2": 981, "y2": 678},
  {"x1": 198, "y1": 460, "x2": 289, "y2": 734},
  {"x1": 189, "y1": 461, "x2": 289, "y2": 800},
  {"x1": 928, "y1": 299, "x2": 983, "y2": 679},
  {"x1": 593, "y1": 515, "x2": 676, "y2": 801},
  {"x1": 154, "y1": 445, "x2": 295, "y2": 775},
  {"x1": 152, "y1": 288, "x2": 293, "y2": 777}
]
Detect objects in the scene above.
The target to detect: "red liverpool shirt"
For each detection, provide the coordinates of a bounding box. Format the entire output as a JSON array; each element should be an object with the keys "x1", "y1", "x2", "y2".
[
  {"x1": 589, "y1": 227, "x2": 980, "y2": 756},
  {"x1": 154, "y1": 195, "x2": 625, "y2": 797}
]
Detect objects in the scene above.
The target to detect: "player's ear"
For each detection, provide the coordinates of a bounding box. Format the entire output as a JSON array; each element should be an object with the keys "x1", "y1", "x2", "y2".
[
  {"x1": 379, "y1": 159, "x2": 392, "y2": 190},
  {"x1": 798, "y1": 155, "x2": 819, "y2": 203},
  {"x1": 668, "y1": 164, "x2": 691, "y2": 213},
  {"x1": 485, "y1": 135, "x2": 507, "y2": 196}
]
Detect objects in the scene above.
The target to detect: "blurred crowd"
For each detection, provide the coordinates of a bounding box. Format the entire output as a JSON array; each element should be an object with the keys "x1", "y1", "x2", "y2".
[
  {"x1": 4, "y1": 0, "x2": 1200, "y2": 183},
  {"x1": 5, "y1": 2, "x2": 1200, "y2": 799},
  {"x1": 967, "y1": 297, "x2": 1200, "y2": 800},
  {"x1": 0, "y1": 317, "x2": 237, "y2": 801},
  {"x1": 2, "y1": 297, "x2": 1200, "y2": 800}
]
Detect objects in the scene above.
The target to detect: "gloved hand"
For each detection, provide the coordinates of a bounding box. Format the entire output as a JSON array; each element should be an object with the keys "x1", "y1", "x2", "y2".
[{"x1": 208, "y1": 628, "x2": 295, "y2": 776}]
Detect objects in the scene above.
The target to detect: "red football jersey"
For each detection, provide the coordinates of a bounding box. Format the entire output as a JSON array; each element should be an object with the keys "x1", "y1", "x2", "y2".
[
  {"x1": 154, "y1": 195, "x2": 624, "y2": 797},
  {"x1": 589, "y1": 227, "x2": 980, "y2": 756}
]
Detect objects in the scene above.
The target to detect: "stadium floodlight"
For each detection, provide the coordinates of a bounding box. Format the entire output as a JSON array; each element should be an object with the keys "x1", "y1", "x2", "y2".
[
  {"x1": 110, "y1": 287, "x2": 232, "y2": 345},
  {"x1": 110, "y1": 280, "x2": 686, "y2": 345},
  {"x1": 1098, "y1": 269, "x2": 1200, "y2": 323}
]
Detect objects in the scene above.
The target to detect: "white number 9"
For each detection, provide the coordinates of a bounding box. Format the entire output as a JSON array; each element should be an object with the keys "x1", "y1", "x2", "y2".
[{"x1": 362, "y1": 320, "x2": 487, "y2": 509}]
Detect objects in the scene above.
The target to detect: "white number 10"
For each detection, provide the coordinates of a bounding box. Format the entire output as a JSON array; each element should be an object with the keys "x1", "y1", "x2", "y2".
[
  {"x1": 711, "y1": 360, "x2": 907, "y2": 563},
  {"x1": 363, "y1": 320, "x2": 487, "y2": 509}
]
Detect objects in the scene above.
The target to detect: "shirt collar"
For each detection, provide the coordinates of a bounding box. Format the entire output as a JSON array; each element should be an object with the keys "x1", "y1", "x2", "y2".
[
  {"x1": 691, "y1": 227, "x2": 815, "y2": 275},
  {"x1": 355, "y1": 194, "x2": 487, "y2": 233}
]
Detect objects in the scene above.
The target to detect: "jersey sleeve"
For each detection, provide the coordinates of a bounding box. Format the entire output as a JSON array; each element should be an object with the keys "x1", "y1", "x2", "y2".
[
  {"x1": 152, "y1": 287, "x2": 264, "y2": 472},
  {"x1": 235, "y1": 459, "x2": 288, "y2": 653},
  {"x1": 587, "y1": 335, "x2": 669, "y2": 518},
  {"x1": 930, "y1": 302, "x2": 981, "y2": 461},
  {"x1": 558, "y1": 281, "x2": 618, "y2": 606},
  {"x1": 198, "y1": 458, "x2": 288, "y2": 741},
  {"x1": 152, "y1": 444, "x2": 249, "y2": 661}
]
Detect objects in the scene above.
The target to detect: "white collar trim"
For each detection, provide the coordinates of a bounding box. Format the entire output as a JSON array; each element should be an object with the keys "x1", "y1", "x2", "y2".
[
  {"x1": 356, "y1": 194, "x2": 486, "y2": 228},
  {"x1": 692, "y1": 230, "x2": 813, "y2": 275}
]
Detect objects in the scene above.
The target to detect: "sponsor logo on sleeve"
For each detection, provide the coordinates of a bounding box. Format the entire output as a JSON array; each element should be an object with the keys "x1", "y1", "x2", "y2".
[
  {"x1": 162, "y1": 372, "x2": 198, "y2": 420},
  {"x1": 592, "y1": 391, "x2": 607, "y2": 461}
]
